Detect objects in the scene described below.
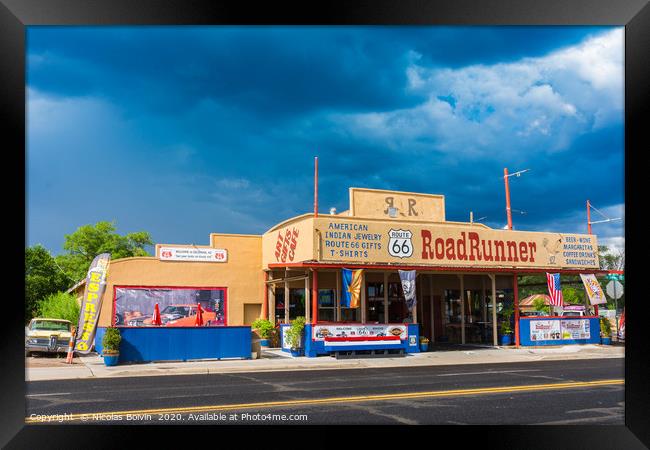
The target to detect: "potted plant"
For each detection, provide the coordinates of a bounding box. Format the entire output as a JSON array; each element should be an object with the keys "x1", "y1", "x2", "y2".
[
  {"x1": 419, "y1": 336, "x2": 430, "y2": 352},
  {"x1": 252, "y1": 318, "x2": 274, "y2": 347},
  {"x1": 285, "y1": 316, "x2": 305, "y2": 357},
  {"x1": 499, "y1": 305, "x2": 514, "y2": 346},
  {"x1": 499, "y1": 321, "x2": 513, "y2": 345},
  {"x1": 600, "y1": 317, "x2": 612, "y2": 345},
  {"x1": 101, "y1": 327, "x2": 121, "y2": 366}
]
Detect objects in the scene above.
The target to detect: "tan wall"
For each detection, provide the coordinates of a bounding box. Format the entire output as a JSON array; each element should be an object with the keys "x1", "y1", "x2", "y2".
[{"x1": 98, "y1": 234, "x2": 263, "y2": 327}]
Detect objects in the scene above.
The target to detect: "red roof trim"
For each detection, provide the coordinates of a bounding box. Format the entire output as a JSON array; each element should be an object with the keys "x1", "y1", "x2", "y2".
[{"x1": 268, "y1": 262, "x2": 614, "y2": 275}]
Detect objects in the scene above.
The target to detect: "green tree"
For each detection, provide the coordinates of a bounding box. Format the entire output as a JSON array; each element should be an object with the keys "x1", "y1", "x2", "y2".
[
  {"x1": 55, "y1": 221, "x2": 153, "y2": 281},
  {"x1": 25, "y1": 245, "x2": 75, "y2": 321},
  {"x1": 37, "y1": 292, "x2": 80, "y2": 324},
  {"x1": 532, "y1": 297, "x2": 551, "y2": 314},
  {"x1": 598, "y1": 245, "x2": 625, "y2": 271},
  {"x1": 562, "y1": 286, "x2": 585, "y2": 305}
]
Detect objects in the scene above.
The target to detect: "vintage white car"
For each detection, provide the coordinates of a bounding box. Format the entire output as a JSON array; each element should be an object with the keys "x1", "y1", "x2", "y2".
[{"x1": 25, "y1": 318, "x2": 73, "y2": 356}]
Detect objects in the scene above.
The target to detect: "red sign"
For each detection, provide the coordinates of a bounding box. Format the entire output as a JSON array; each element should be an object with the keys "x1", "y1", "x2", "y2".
[{"x1": 275, "y1": 227, "x2": 300, "y2": 262}]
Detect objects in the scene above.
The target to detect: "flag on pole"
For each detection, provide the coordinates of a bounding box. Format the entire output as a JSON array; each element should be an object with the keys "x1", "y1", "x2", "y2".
[
  {"x1": 342, "y1": 268, "x2": 363, "y2": 308},
  {"x1": 398, "y1": 270, "x2": 417, "y2": 310},
  {"x1": 545, "y1": 273, "x2": 564, "y2": 307},
  {"x1": 579, "y1": 274, "x2": 607, "y2": 305}
]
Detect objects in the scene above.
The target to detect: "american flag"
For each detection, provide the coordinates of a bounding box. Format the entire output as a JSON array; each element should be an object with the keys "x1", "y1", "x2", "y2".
[{"x1": 546, "y1": 273, "x2": 564, "y2": 306}]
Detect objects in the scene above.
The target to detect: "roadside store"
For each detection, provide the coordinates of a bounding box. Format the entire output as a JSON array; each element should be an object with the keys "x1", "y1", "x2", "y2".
[{"x1": 75, "y1": 187, "x2": 612, "y2": 361}]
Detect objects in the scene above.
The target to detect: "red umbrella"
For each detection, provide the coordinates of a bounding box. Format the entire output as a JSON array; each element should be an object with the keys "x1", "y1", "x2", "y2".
[
  {"x1": 195, "y1": 303, "x2": 204, "y2": 326},
  {"x1": 151, "y1": 303, "x2": 162, "y2": 326}
]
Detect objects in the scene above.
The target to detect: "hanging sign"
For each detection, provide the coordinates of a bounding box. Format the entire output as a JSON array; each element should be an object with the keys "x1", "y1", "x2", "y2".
[
  {"x1": 159, "y1": 246, "x2": 227, "y2": 262},
  {"x1": 580, "y1": 274, "x2": 607, "y2": 305}
]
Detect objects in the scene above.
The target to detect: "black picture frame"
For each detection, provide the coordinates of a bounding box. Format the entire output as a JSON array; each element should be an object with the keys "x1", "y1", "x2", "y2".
[{"x1": 2, "y1": 0, "x2": 646, "y2": 447}]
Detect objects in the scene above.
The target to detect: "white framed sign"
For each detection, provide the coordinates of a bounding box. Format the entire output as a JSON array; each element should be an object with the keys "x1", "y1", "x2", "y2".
[
  {"x1": 530, "y1": 320, "x2": 561, "y2": 342},
  {"x1": 561, "y1": 319, "x2": 590, "y2": 340},
  {"x1": 159, "y1": 246, "x2": 228, "y2": 262}
]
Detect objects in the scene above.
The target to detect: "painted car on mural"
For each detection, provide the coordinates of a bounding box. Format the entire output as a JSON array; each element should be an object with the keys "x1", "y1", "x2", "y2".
[
  {"x1": 25, "y1": 318, "x2": 73, "y2": 356},
  {"x1": 125, "y1": 304, "x2": 219, "y2": 327}
]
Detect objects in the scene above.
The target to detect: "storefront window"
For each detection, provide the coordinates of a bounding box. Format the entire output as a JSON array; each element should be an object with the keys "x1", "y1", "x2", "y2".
[
  {"x1": 366, "y1": 282, "x2": 385, "y2": 323},
  {"x1": 274, "y1": 288, "x2": 306, "y2": 322},
  {"x1": 318, "y1": 289, "x2": 335, "y2": 322},
  {"x1": 114, "y1": 286, "x2": 227, "y2": 327}
]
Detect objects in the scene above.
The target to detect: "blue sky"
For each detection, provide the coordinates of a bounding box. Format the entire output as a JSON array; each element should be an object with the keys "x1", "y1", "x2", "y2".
[{"x1": 26, "y1": 26, "x2": 625, "y2": 255}]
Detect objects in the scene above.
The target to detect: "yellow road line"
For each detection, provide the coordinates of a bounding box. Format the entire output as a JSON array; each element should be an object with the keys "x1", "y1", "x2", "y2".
[{"x1": 25, "y1": 378, "x2": 623, "y2": 423}]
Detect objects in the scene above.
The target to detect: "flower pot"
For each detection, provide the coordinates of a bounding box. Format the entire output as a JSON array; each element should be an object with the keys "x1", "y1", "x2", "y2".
[
  {"x1": 500, "y1": 334, "x2": 512, "y2": 346},
  {"x1": 290, "y1": 348, "x2": 303, "y2": 357},
  {"x1": 103, "y1": 353, "x2": 119, "y2": 366},
  {"x1": 420, "y1": 343, "x2": 429, "y2": 352},
  {"x1": 601, "y1": 337, "x2": 612, "y2": 345},
  {"x1": 260, "y1": 339, "x2": 270, "y2": 347}
]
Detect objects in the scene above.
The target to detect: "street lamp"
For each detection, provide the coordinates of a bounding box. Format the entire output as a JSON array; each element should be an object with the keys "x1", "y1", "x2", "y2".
[{"x1": 503, "y1": 168, "x2": 530, "y2": 230}]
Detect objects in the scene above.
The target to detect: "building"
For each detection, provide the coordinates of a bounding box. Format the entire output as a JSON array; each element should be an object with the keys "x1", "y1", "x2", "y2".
[{"x1": 77, "y1": 187, "x2": 607, "y2": 361}]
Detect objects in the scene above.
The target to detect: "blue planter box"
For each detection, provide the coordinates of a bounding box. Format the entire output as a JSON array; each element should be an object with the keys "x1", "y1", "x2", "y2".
[
  {"x1": 500, "y1": 334, "x2": 512, "y2": 346},
  {"x1": 103, "y1": 354, "x2": 119, "y2": 366},
  {"x1": 260, "y1": 339, "x2": 270, "y2": 347},
  {"x1": 95, "y1": 326, "x2": 252, "y2": 363},
  {"x1": 601, "y1": 337, "x2": 612, "y2": 345},
  {"x1": 290, "y1": 348, "x2": 303, "y2": 357}
]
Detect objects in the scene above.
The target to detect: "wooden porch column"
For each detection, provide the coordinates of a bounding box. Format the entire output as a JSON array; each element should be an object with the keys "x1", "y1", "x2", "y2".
[
  {"x1": 481, "y1": 276, "x2": 487, "y2": 323},
  {"x1": 336, "y1": 269, "x2": 341, "y2": 321},
  {"x1": 361, "y1": 272, "x2": 367, "y2": 324},
  {"x1": 514, "y1": 273, "x2": 520, "y2": 348},
  {"x1": 268, "y1": 282, "x2": 275, "y2": 324},
  {"x1": 305, "y1": 271, "x2": 310, "y2": 323},
  {"x1": 284, "y1": 279, "x2": 289, "y2": 324},
  {"x1": 383, "y1": 271, "x2": 389, "y2": 324},
  {"x1": 413, "y1": 273, "x2": 419, "y2": 324},
  {"x1": 459, "y1": 274, "x2": 465, "y2": 344},
  {"x1": 311, "y1": 269, "x2": 318, "y2": 324},
  {"x1": 490, "y1": 274, "x2": 497, "y2": 346}
]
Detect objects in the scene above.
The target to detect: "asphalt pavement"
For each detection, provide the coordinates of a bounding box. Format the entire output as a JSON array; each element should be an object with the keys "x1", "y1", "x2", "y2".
[{"x1": 25, "y1": 357, "x2": 624, "y2": 425}]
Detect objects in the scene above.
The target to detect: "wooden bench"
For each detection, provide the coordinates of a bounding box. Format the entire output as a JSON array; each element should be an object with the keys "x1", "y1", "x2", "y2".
[{"x1": 323, "y1": 335, "x2": 405, "y2": 359}]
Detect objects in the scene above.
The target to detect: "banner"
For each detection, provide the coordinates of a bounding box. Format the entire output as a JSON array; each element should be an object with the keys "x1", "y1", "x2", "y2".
[
  {"x1": 398, "y1": 270, "x2": 417, "y2": 310},
  {"x1": 74, "y1": 253, "x2": 111, "y2": 353},
  {"x1": 114, "y1": 287, "x2": 226, "y2": 327},
  {"x1": 580, "y1": 274, "x2": 607, "y2": 305},
  {"x1": 342, "y1": 268, "x2": 363, "y2": 308}
]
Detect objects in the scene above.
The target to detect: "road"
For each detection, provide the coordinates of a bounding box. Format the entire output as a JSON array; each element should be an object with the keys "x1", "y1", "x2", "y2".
[{"x1": 25, "y1": 358, "x2": 624, "y2": 425}]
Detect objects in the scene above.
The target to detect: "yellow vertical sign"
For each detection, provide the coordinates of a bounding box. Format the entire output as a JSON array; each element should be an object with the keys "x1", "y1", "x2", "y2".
[{"x1": 74, "y1": 253, "x2": 111, "y2": 353}]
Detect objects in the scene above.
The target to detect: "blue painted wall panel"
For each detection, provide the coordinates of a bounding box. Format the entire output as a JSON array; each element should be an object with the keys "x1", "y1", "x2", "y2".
[
  {"x1": 519, "y1": 318, "x2": 600, "y2": 346},
  {"x1": 95, "y1": 327, "x2": 251, "y2": 362}
]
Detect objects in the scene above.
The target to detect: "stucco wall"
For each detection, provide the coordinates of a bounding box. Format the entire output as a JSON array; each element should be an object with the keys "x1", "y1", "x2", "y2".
[{"x1": 97, "y1": 234, "x2": 263, "y2": 327}]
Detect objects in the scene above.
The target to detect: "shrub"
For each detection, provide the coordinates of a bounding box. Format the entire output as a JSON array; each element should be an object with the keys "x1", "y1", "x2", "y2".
[
  {"x1": 37, "y1": 292, "x2": 80, "y2": 324},
  {"x1": 102, "y1": 327, "x2": 122, "y2": 354},
  {"x1": 285, "y1": 316, "x2": 306, "y2": 349},
  {"x1": 420, "y1": 336, "x2": 430, "y2": 344},
  {"x1": 252, "y1": 318, "x2": 274, "y2": 339}
]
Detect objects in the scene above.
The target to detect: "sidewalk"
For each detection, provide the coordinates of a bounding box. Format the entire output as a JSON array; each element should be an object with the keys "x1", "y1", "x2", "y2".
[{"x1": 25, "y1": 344, "x2": 624, "y2": 382}]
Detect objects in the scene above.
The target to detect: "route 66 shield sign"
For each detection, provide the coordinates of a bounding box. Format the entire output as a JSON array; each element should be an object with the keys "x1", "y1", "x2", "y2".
[{"x1": 388, "y1": 229, "x2": 413, "y2": 258}]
